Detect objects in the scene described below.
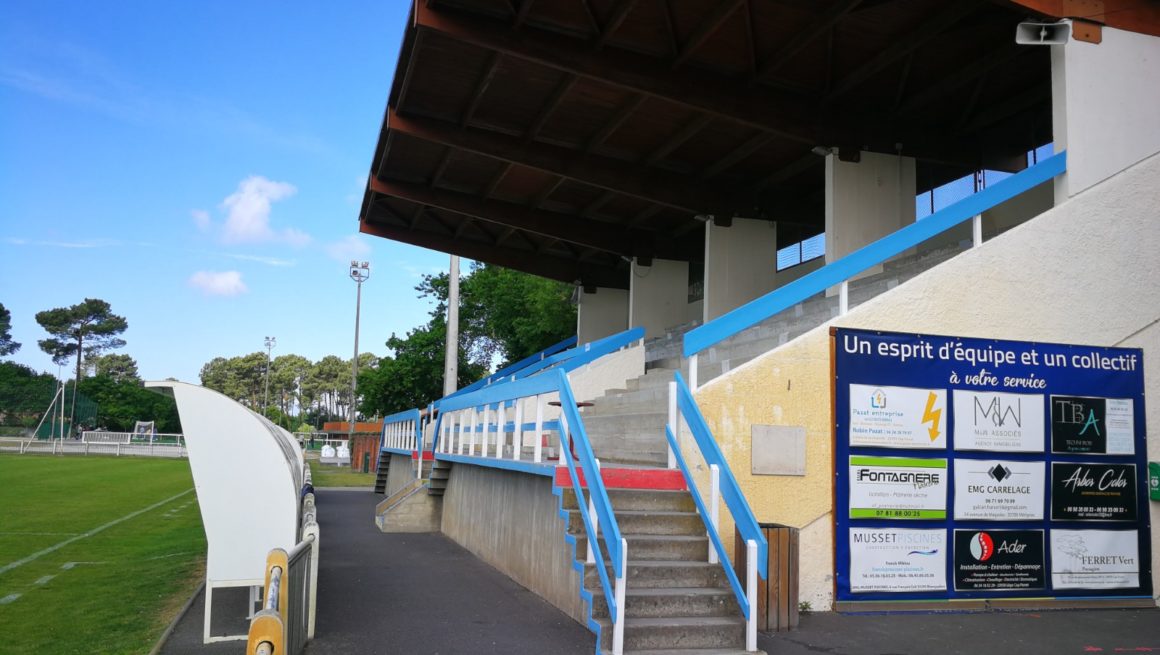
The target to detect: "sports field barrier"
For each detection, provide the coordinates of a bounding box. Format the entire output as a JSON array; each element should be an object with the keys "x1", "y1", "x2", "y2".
[{"x1": 246, "y1": 468, "x2": 320, "y2": 655}]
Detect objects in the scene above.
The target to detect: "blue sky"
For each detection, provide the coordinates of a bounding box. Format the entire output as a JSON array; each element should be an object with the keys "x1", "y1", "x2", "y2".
[{"x1": 1, "y1": 2, "x2": 454, "y2": 383}]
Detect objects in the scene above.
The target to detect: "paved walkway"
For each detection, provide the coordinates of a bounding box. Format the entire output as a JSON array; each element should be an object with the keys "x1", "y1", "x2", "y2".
[
  {"x1": 160, "y1": 488, "x2": 595, "y2": 655},
  {"x1": 161, "y1": 488, "x2": 1160, "y2": 655}
]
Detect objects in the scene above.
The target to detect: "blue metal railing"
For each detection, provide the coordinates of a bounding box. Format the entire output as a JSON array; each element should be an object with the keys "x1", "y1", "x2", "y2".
[
  {"x1": 510, "y1": 327, "x2": 644, "y2": 381},
  {"x1": 684, "y1": 151, "x2": 1067, "y2": 358},
  {"x1": 671, "y1": 371, "x2": 767, "y2": 581},
  {"x1": 447, "y1": 335, "x2": 578, "y2": 399},
  {"x1": 380, "y1": 408, "x2": 422, "y2": 454},
  {"x1": 430, "y1": 368, "x2": 625, "y2": 624}
]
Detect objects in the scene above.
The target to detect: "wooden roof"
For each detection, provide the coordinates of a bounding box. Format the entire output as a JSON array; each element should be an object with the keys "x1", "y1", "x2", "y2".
[{"x1": 360, "y1": 0, "x2": 1055, "y2": 289}]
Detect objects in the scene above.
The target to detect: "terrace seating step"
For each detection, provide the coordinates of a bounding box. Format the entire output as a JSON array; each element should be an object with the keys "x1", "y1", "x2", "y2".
[{"x1": 593, "y1": 616, "x2": 745, "y2": 651}]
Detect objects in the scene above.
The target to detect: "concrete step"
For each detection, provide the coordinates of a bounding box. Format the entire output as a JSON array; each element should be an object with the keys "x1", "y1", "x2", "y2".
[
  {"x1": 604, "y1": 648, "x2": 761, "y2": 655},
  {"x1": 561, "y1": 488, "x2": 695, "y2": 513},
  {"x1": 590, "y1": 587, "x2": 739, "y2": 619},
  {"x1": 583, "y1": 387, "x2": 669, "y2": 414},
  {"x1": 584, "y1": 412, "x2": 668, "y2": 432},
  {"x1": 567, "y1": 510, "x2": 705, "y2": 537},
  {"x1": 626, "y1": 370, "x2": 678, "y2": 391},
  {"x1": 585, "y1": 560, "x2": 727, "y2": 590},
  {"x1": 579, "y1": 534, "x2": 708, "y2": 561},
  {"x1": 595, "y1": 616, "x2": 745, "y2": 651}
]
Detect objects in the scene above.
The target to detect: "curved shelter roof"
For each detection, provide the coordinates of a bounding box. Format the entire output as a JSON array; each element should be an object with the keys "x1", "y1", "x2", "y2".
[
  {"x1": 146, "y1": 381, "x2": 304, "y2": 585},
  {"x1": 360, "y1": 0, "x2": 1072, "y2": 289}
]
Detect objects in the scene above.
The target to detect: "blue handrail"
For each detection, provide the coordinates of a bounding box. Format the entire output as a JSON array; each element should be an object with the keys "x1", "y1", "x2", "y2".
[
  {"x1": 509, "y1": 326, "x2": 644, "y2": 381},
  {"x1": 430, "y1": 368, "x2": 625, "y2": 624},
  {"x1": 448, "y1": 335, "x2": 578, "y2": 398},
  {"x1": 664, "y1": 425, "x2": 751, "y2": 618},
  {"x1": 684, "y1": 151, "x2": 1067, "y2": 357},
  {"x1": 671, "y1": 371, "x2": 767, "y2": 580}
]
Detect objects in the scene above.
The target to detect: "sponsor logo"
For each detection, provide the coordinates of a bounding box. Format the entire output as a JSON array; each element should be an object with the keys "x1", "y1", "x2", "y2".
[
  {"x1": 1054, "y1": 398, "x2": 1101, "y2": 436},
  {"x1": 855, "y1": 468, "x2": 941, "y2": 489},
  {"x1": 974, "y1": 395, "x2": 1022, "y2": 428},
  {"x1": 988, "y1": 464, "x2": 1012, "y2": 482},
  {"x1": 969, "y1": 532, "x2": 994, "y2": 561},
  {"x1": 870, "y1": 389, "x2": 886, "y2": 409}
]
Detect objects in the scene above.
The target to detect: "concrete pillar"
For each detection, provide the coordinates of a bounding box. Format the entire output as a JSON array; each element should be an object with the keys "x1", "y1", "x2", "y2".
[
  {"x1": 703, "y1": 217, "x2": 778, "y2": 322},
  {"x1": 628, "y1": 258, "x2": 695, "y2": 339},
  {"x1": 824, "y1": 151, "x2": 916, "y2": 277},
  {"x1": 576, "y1": 287, "x2": 628, "y2": 344},
  {"x1": 1051, "y1": 26, "x2": 1160, "y2": 202}
]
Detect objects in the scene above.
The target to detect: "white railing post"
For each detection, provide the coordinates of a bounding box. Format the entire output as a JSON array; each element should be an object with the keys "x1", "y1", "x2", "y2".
[
  {"x1": 305, "y1": 525, "x2": 319, "y2": 639},
  {"x1": 689, "y1": 354, "x2": 699, "y2": 392},
  {"x1": 468, "y1": 407, "x2": 478, "y2": 456},
  {"x1": 746, "y1": 539, "x2": 757, "y2": 652},
  {"x1": 513, "y1": 399, "x2": 524, "y2": 461},
  {"x1": 415, "y1": 424, "x2": 424, "y2": 481},
  {"x1": 612, "y1": 537, "x2": 627, "y2": 655},
  {"x1": 458, "y1": 410, "x2": 468, "y2": 456},
  {"x1": 533, "y1": 396, "x2": 544, "y2": 463},
  {"x1": 586, "y1": 459, "x2": 601, "y2": 564},
  {"x1": 497, "y1": 404, "x2": 507, "y2": 458},
  {"x1": 972, "y1": 213, "x2": 983, "y2": 247},
  {"x1": 708, "y1": 464, "x2": 720, "y2": 565},
  {"x1": 839, "y1": 279, "x2": 849, "y2": 316},
  {"x1": 481, "y1": 405, "x2": 491, "y2": 457},
  {"x1": 666, "y1": 381, "x2": 678, "y2": 469}
]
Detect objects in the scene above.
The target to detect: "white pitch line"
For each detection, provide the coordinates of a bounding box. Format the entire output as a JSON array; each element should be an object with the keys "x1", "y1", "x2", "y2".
[{"x1": 0, "y1": 488, "x2": 193, "y2": 576}]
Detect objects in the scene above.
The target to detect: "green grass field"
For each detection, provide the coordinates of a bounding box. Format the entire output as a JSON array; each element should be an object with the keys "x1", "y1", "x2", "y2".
[
  {"x1": 307, "y1": 458, "x2": 376, "y2": 487},
  {"x1": 0, "y1": 455, "x2": 206, "y2": 654}
]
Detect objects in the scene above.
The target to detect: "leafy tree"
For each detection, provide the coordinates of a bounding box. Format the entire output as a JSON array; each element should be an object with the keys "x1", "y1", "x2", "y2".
[
  {"x1": 89, "y1": 353, "x2": 140, "y2": 384},
  {"x1": 77, "y1": 374, "x2": 180, "y2": 433},
  {"x1": 35, "y1": 298, "x2": 128, "y2": 429},
  {"x1": 0, "y1": 302, "x2": 20, "y2": 356},
  {"x1": 0, "y1": 361, "x2": 56, "y2": 427},
  {"x1": 420, "y1": 263, "x2": 576, "y2": 368}
]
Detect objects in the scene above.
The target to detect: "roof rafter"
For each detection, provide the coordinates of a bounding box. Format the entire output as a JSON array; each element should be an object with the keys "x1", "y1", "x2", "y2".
[{"x1": 387, "y1": 107, "x2": 733, "y2": 213}]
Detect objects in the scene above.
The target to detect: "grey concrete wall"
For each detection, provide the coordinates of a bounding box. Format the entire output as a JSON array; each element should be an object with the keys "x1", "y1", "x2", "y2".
[
  {"x1": 385, "y1": 454, "x2": 415, "y2": 498},
  {"x1": 441, "y1": 464, "x2": 587, "y2": 625}
]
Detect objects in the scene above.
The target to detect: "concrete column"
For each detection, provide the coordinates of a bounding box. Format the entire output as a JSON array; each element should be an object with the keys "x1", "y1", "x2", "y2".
[
  {"x1": 576, "y1": 287, "x2": 629, "y2": 344},
  {"x1": 1052, "y1": 26, "x2": 1160, "y2": 202},
  {"x1": 628, "y1": 258, "x2": 695, "y2": 339},
  {"x1": 824, "y1": 151, "x2": 916, "y2": 277},
  {"x1": 703, "y1": 217, "x2": 778, "y2": 322}
]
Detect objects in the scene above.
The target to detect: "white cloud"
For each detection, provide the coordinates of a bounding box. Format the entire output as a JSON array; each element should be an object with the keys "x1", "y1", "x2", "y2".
[
  {"x1": 4, "y1": 237, "x2": 119, "y2": 248},
  {"x1": 325, "y1": 234, "x2": 371, "y2": 262},
  {"x1": 191, "y1": 209, "x2": 211, "y2": 231},
  {"x1": 221, "y1": 253, "x2": 296, "y2": 267},
  {"x1": 219, "y1": 175, "x2": 306, "y2": 245},
  {"x1": 189, "y1": 270, "x2": 247, "y2": 296}
]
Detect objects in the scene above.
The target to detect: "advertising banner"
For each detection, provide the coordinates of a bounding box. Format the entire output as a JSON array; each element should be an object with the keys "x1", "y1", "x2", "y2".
[
  {"x1": 1051, "y1": 530, "x2": 1140, "y2": 590},
  {"x1": 1051, "y1": 463, "x2": 1137, "y2": 522},
  {"x1": 848, "y1": 384, "x2": 947, "y2": 450},
  {"x1": 834, "y1": 328, "x2": 1149, "y2": 603},
  {"x1": 953, "y1": 529, "x2": 1045, "y2": 591},
  {"x1": 849, "y1": 456, "x2": 947, "y2": 519},
  {"x1": 849, "y1": 528, "x2": 946, "y2": 593},
  {"x1": 953, "y1": 390, "x2": 1045, "y2": 452},
  {"x1": 1050, "y1": 396, "x2": 1135, "y2": 455},
  {"x1": 953, "y1": 460, "x2": 1045, "y2": 520}
]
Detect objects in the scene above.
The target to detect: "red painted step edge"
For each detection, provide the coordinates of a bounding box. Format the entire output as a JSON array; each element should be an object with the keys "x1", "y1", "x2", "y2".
[{"x1": 554, "y1": 466, "x2": 686, "y2": 491}]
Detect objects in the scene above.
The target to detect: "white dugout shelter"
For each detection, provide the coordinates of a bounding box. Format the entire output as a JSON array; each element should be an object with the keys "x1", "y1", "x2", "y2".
[{"x1": 147, "y1": 381, "x2": 305, "y2": 642}]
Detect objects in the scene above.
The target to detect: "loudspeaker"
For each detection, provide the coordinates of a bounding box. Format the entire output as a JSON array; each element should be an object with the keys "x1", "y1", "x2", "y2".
[{"x1": 1016, "y1": 21, "x2": 1070, "y2": 45}]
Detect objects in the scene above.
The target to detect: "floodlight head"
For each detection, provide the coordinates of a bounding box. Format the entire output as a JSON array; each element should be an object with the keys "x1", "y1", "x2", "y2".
[{"x1": 1016, "y1": 20, "x2": 1070, "y2": 45}]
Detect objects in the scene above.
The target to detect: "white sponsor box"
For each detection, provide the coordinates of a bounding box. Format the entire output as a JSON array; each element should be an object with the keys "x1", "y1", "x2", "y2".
[
  {"x1": 953, "y1": 459, "x2": 1045, "y2": 520},
  {"x1": 849, "y1": 384, "x2": 947, "y2": 449},
  {"x1": 952, "y1": 390, "x2": 1045, "y2": 452},
  {"x1": 849, "y1": 528, "x2": 947, "y2": 593},
  {"x1": 1050, "y1": 529, "x2": 1140, "y2": 590}
]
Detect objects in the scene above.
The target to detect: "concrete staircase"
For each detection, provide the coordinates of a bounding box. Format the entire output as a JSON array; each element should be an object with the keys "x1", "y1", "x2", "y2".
[
  {"x1": 373, "y1": 450, "x2": 392, "y2": 494},
  {"x1": 428, "y1": 459, "x2": 451, "y2": 496},
  {"x1": 562, "y1": 486, "x2": 755, "y2": 654},
  {"x1": 581, "y1": 243, "x2": 968, "y2": 467}
]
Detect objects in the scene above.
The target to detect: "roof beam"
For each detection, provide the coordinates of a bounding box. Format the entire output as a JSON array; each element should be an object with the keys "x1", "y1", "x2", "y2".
[
  {"x1": 388, "y1": 107, "x2": 732, "y2": 213},
  {"x1": 414, "y1": 2, "x2": 816, "y2": 145},
  {"x1": 825, "y1": 1, "x2": 983, "y2": 102},
  {"x1": 672, "y1": 0, "x2": 746, "y2": 68},
  {"x1": 461, "y1": 52, "x2": 502, "y2": 127},
  {"x1": 370, "y1": 176, "x2": 671, "y2": 257},
  {"x1": 585, "y1": 94, "x2": 645, "y2": 151},
  {"x1": 360, "y1": 214, "x2": 627, "y2": 288},
  {"x1": 754, "y1": 0, "x2": 861, "y2": 82},
  {"x1": 526, "y1": 74, "x2": 577, "y2": 141},
  {"x1": 594, "y1": 0, "x2": 640, "y2": 50}
]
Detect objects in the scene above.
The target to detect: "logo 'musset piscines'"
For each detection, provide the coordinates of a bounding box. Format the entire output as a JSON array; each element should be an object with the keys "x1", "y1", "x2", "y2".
[{"x1": 968, "y1": 532, "x2": 1029, "y2": 562}]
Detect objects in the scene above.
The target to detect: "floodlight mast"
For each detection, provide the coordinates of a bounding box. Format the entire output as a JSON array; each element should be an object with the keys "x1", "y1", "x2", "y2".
[
  {"x1": 349, "y1": 261, "x2": 370, "y2": 444},
  {"x1": 264, "y1": 336, "x2": 276, "y2": 416}
]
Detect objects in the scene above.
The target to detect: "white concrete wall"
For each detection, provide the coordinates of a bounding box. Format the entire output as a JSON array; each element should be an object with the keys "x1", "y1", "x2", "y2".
[
  {"x1": 567, "y1": 344, "x2": 644, "y2": 405},
  {"x1": 628, "y1": 258, "x2": 697, "y2": 339},
  {"x1": 698, "y1": 152, "x2": 1160, "y2": 609},
  {"x1": 825, "y1": 151, "x2": 916, "y2": 276},
  {"x1": 1052, "y1": 26, "x2": 1160, "y2": 200},
  {"x1": 703, "y1": 217, "x2": 778, "y2": 322},
  {"x1": 577, "y1": 287, "x2": 628, "y2": 344}
]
